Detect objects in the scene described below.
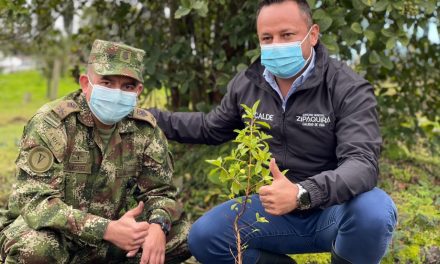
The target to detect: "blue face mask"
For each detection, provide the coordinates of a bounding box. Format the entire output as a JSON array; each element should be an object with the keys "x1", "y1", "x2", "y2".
[
  {"x1": 88, "y1": 77, "x2": 137, "y2": 125},
  {"x1": 260, "y1": 28, "x2": 313, "y2": 79}
]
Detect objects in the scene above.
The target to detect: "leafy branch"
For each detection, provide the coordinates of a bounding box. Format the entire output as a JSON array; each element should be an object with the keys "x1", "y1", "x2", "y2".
[{"x1": 206, "y1": 100, "x2": 273, "y2": 264}]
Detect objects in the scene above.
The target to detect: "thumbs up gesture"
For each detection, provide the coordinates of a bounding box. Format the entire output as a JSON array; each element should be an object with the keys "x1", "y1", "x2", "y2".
[
  {"x1": 103, "y1": 201, "x2": 150, "y2": 252},
  {"x1": 258, "y1": 159, "x2": 299, "y2": 215}
]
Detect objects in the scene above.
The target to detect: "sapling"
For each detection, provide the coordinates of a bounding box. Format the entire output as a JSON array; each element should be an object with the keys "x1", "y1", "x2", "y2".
[{"x1": 206, "y1": 100, "x2": 275, "y2": 264}]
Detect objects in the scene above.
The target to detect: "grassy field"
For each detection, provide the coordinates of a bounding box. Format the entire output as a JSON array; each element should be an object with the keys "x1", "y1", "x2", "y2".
[
  {"x1": 0, "y1": 70, "x2": 438, "y2": 263},
  {"x1": 0, "y1": 71, "x2": 78, "y2": 207}
]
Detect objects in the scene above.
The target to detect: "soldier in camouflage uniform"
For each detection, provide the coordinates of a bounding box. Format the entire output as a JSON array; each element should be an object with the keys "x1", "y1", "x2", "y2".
[{"x1": 0, "y1": 40, "x2": 191, "y2": 264}]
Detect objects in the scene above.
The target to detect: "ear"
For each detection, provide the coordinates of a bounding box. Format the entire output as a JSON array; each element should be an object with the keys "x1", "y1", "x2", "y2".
[
  {"x1": 310, "y1": 24, "x2": 320, "y2": 46},
  {"x1": 136, "y1": 83, "x2": 144, "y2": 97},
  {"x1": 79, "y1": 74, "x2": 90, "y2": 94}
]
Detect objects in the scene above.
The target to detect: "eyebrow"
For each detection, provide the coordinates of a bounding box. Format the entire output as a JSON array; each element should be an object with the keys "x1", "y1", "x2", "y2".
[
  {"x1": 100, "y1": 76, "x2": 113, "y2": 81},
  {"x1": 260, "y1": 29, "x2": 298, "y2": 36},
  {"x1": 99, "y1": 75, "x2": 137, "y2": 85},
  {"x1": 279, "y1": 29, "x2": 296, "y2": 33}
]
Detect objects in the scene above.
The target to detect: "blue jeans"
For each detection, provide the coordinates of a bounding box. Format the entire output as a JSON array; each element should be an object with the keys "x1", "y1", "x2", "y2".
[{"x1": 188, "y1": 188, "x2": 397, "y2": 264}]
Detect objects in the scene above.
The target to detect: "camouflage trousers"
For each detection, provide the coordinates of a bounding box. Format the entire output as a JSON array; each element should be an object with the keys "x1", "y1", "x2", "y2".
[{"x1": 0, "y1": 216, "x2": 191, "y2": 264}]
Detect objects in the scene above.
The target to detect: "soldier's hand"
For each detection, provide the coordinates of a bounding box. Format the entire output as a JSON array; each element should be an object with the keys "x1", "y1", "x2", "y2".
[
  {"x1": 103, "y1": 201, "x2": 150, "y2": 251},
  {"x1": 140, "y1": 223, "x2": 166, "y2": 264}
]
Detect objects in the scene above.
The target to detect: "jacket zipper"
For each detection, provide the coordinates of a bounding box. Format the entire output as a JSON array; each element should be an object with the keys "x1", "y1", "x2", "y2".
[
  {"x1": 261, "y1": 82, "x2": 289, "y2": 169},
  {"x1": 281, "y1": 110, "x2": 287, "y2": 169}
]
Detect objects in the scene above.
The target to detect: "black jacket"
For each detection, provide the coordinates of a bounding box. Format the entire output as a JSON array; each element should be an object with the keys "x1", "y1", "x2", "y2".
[{"x1": 149, "y1": 43, "x2": 381, "y2": 209}]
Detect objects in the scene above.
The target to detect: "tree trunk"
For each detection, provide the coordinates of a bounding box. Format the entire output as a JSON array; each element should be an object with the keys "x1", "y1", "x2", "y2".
[{"x1": 49, "y1": 58, "x2": 61, "y2": 100}]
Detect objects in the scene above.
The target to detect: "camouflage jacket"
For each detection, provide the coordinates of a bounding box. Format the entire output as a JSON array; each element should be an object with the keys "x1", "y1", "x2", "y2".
[{"x1": 4, "y1": 89, "x2": 181, "y2": 246}]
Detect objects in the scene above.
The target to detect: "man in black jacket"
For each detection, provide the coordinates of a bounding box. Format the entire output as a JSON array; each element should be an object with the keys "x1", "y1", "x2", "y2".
[{"x1": 149, "y1": 0, "x2": 397, "y2": 263}]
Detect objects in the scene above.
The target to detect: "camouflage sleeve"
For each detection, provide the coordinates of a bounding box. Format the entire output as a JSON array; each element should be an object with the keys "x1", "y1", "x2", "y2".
[
  {"x1": 8, "y1": 113, "x2": 110, "y2": 246},
  {"x1": 136, "y1": 126, "x2": 182, "y2": 230}
]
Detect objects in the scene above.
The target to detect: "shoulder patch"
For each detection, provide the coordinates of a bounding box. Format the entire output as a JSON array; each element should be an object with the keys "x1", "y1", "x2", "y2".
[
  {"x1": 44, "y1": 111, "x2": 61, "y2": 127},
  {"x1": 27, "y1": 146, "x2": 54, "y2": 174},
  {"x1": 132, "y1": 108, "x2": 157, "y2": 127},
  {"x1": 52, "y1": 100, "x2": 80, "y2": 120}
]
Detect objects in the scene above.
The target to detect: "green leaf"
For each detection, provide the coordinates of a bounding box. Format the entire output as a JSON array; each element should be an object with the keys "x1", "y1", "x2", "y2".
[
  {"x1": 241, "y1": 103, "x2": 251, "y2": 113},
  {"x1": 373, "y1": 0, "x2": 388, "y2": 12},
  {"x1": 398, "y1": 36, "x2": 409, "y2": 46},
  {"x1": 255, "y1": 162, "x2": 262, "y2": 174},
  {"x1": 180, "y1": 81, "x2": 189, "y2": 94},
  {"x1": 320, "y1": 34, "x2": 339, "y2": 54},
  {"x1": 313, "y1": 9, "x2": 333, "y2": 32},
  {"x1": 420, "y1": 1, "x2": 436, "y2": 14},
  {"x1": 380, "y1": 55, "x2": 394, "y2": 70},
  {"x1": 251, "y1": 100, "x2": 260, "y2": 113},
  {"x1": 206, "y1": 158, "x2": 222, "y2": 167},
  {"x1": 255, "y1": 121, "x2": 270, "y2": 129},
  {"x1": 245, "y1": 48, "x2": 261, "y2": 63},
  {"x1": 170, "y1": 43, "x2": 181, "y2": 55},
  {"x1": 192, "y1": 0, "x2": 205, "y2": 10},
  {"x1": 381, "y1": 28, "x2": 394, "y2": 38},
  {"x1": 255, "y1": 182, "x2": 265, "y2": 191},
  {"x1": 174, "y1": 6, "x2": 191, "y2": 19},
  {"x1": 219, "y1": 170, "x2": 229, "y2": 182},
  {"x1": 368, "y1": 50, "x2": 380, "y2": 64},
  {"x1": 341, "y1": 27, "x2": 359, "y2": 46},
  {"x1": 216, "y1": 73, "x2": 230, "y2": 86},
  {"x1": 316, "y1": 16, "x2": 333, "y2": 32},
  {"x1": 256, "y1": 212, "x2": 269, "y2": 223},
  {"x1": 181, "y1": 0, "x2": 191, "y2": 8},
  {"x1": 215, "y1": 62, "x2": 224, "y2": 71},
  {"x1": 193, "y1": 1, "x2": 208, "y2": 17},
  {"x1": 344, "y1": 9, "x2": 362, "y2": 24},
  {"x1": 386, "y1": 37, "x2": 396, "y2": 50},
  {"x1": 237, "y1": 63, "x2": 248, "y2": 72},
  {"x1": 312, "y1": 9, "x2": 327, "y2": 20},
  {"x1": 391, "y1": 2, "x2": 404, "y2": 10},
  {"x1": 239, "y1": 148, "x2": 249, "y2": 156},
  {"x1": 306, "y1": 0, "x2": 317, "y2": 8},
  {"x1": 364, "y1": 30, "x2": 376, "y2": 42},
  {"x1": 351, "y1": 22, "x2": 363, "y2": 34},
  {"x1": 352, "y1": 0, "x2": 366, "y2": 11},
  {"x1": 208, "y1": 168, "x2": 222, "y2": 184},
  {"x1": 361, "y1": 0, "x2": 376, "y2": 6},
  {"x1": 231, "y1": 181, "x2": 241, "y2": 194}
]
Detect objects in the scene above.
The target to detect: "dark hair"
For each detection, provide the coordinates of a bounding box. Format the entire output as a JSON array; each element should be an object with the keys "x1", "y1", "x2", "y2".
[{"x1": 256, "y1": 0, "x2": 313, "y2": 28}]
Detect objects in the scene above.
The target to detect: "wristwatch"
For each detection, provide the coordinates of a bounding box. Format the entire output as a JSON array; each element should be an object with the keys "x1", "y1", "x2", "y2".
[
  {"x1": 149, "y1": 218, "x2": 171, "y2": 236},
  {"x1": 296, "y1": 184, "x2": 311, "y2": 210}
]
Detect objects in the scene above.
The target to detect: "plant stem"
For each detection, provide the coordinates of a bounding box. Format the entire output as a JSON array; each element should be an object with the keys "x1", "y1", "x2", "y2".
[{"x1": 233, "y1": 119, "x2": 255, "y2": 264}]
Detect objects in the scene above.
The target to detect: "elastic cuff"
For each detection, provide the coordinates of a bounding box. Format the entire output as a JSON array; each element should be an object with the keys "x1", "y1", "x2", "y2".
[
  {"x1": 148, "y1": 209, "x2": 172, "y2": 235},
  {"x1": 148, "y1": 209, "x2": 171, "y2": 225},
  {"x1": 298, "y1": 180, "x2": 324, "y2": 208},
  {"x1": 80, "y1": 215, "x2": 111, "y2": 246}
]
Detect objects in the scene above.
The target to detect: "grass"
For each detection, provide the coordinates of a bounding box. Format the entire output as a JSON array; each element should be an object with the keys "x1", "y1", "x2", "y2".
[
  {"x1": 0, "y1": 70, "x2": 78, "y2": 207},
  {"x1": 0, "y1": 71, "x2": 78, "y2": 125}
]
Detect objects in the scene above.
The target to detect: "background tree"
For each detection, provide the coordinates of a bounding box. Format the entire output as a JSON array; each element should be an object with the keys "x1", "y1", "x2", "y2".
[{"x1": 2, "y1": 0, "x2": 438, "y2": 142}]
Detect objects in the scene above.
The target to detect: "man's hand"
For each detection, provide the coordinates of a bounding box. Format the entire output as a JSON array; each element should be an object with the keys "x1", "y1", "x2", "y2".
[
  {"x1": 258, "y1": 158, "x2": 299, "y2": 215},
  {"x1": 103, "y1": 201, "x2": 150, "y2": 251},
  {"x1": 138, "y1": 223, "x2": 166, "y2": 264}
]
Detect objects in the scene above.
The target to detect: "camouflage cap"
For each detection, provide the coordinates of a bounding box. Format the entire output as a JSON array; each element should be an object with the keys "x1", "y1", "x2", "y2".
[{"x1": 88, "y1": 39, "x2": 145, "y2": 82}]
